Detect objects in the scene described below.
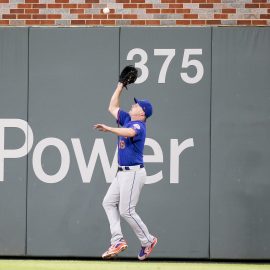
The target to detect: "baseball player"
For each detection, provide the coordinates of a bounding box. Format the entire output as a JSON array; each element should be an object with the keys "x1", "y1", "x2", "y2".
[{"x1": 94, "y1": 75, "x2": 157, "y2": 260}]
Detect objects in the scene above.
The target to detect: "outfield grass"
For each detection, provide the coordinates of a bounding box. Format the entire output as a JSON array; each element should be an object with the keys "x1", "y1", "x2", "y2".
[{"x1": 0, "y1": 260, "x2": 270, "y2": 270}]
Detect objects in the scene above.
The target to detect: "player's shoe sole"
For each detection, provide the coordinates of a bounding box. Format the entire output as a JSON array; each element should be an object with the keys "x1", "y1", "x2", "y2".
[
  {"x1": 102, "y1": 241, "x2": 128, "y2": 259},
  {"x1": 138, "y1": 237, "x2": 158, "y2": 261}
]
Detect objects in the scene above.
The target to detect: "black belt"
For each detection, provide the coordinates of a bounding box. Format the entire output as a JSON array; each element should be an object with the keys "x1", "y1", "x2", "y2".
[{"x1": 118, "y1": 164, "x2": 144, "y2": 171}]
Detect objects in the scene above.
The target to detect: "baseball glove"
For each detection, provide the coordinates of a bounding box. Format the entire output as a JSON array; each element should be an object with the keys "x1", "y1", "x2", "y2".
[{"x1": 119, "y1": 65, "x2": 138, "y2": 88}]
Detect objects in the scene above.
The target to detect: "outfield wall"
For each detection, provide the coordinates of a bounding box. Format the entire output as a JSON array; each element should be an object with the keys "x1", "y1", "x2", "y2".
[{"x1": 0, "y1": 27, "x2": 269, "y2": 259}]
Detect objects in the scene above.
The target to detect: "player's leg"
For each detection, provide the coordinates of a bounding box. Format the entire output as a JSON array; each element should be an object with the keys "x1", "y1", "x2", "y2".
[
  {"x1": 102, "y1": 174, "x2": 123, "y2": 244},
  {"x1": 118, "y1": 169, "x2": 156, "y2": 247},
  {"x1": 102, "y1": 174, "x2": 128, "y2": 259}
]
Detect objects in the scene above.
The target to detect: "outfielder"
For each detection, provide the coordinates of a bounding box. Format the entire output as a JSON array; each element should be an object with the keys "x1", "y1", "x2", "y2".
[{"x1": 94, "y1": 66, "x2": 157, "y2": 260}]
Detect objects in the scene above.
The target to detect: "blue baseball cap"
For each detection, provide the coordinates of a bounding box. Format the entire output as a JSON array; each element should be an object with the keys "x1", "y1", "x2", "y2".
[{"x1": 134, "y1": 98, "x2": 153, "y2": 118}]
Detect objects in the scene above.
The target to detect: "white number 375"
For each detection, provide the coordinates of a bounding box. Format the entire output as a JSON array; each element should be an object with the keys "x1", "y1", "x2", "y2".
[{"x1": 126, "y1": 48, "x2": 204, "y2": 85}]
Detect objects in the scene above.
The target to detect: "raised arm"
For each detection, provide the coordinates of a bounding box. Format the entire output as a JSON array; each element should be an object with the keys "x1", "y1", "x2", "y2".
[{"x1": 108, "y1": 82, "x2": 124, "y2": 119}]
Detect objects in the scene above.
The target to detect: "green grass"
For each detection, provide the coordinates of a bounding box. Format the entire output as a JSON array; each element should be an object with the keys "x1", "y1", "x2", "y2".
[{"x1": 0, "y1": 260, "x2": 270, "y2": 270}]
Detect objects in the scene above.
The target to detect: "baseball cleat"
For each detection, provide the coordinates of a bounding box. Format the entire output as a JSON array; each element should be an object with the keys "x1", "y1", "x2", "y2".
[
  {"x1": 138, "y1": 237, "x2": 158, "y2": 261},
  {"x1": 102, "y1": 239, "x2": 128, "y2": 259}
]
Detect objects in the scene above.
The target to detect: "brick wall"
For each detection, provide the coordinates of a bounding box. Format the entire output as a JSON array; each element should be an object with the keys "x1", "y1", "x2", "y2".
[{"x1": 0, "y1": 0, "x2": 269, "y2": 26}]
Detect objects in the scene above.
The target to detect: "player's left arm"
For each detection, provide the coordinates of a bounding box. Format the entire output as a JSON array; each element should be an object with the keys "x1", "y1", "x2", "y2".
[{"x1": 94, "y1": 124, "x2": 136, "y2": 138}]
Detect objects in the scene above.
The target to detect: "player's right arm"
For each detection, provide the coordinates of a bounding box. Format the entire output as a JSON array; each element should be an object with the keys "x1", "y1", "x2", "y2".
[{"x1": 108, "y1": 82, "x2": 124, "y2": 119}]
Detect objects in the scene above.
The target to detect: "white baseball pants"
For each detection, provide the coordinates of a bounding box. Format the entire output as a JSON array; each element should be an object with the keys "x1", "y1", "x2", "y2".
[{"x1": 102, "y1": 167, "x2": 155, "y2": 247}]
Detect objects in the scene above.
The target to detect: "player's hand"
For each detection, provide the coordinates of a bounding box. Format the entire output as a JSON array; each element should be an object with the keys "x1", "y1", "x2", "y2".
[{"x1": 93, "y1": 124, "x2": 111, "y2": 132}]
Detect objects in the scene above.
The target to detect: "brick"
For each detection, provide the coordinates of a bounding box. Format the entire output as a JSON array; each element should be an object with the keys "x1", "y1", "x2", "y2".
[
  {"x1": 123, "y1": 14, "x2": 137, "y2": 19},
  {"x1": 199, "y1": 3, "x2": 212, "y2": 8},
  {"x1": 116, "y1": 0, "x2": 129, "y2": 3},
  {"x1": 0, "y1": 0, "x2": 9, "y2": 3},
  {"x1": 161, "y1": 0, "x2": 175, "y2": 3},
  {"x1": 78, "y1": 3, "x2": 92, "y2": 8},
  {"x1": 176, "y1": 19, "x2": 190, "y2": 24},
  {"x1": 71, "y1": 19, "x2": 85, "y2": 24},
  {"x1": 25, "y1": 0, "x2": 39, "y2": 3},
  {"x1": 206, "y1": 19, "x2": 221, "y2": 24},
  {"x1": 130, "y1": 0, "x2": 145, "y2": 3},
  {"x1": 245, "y1": 3, "x2": 259, "y2": 8},
  {"x1": 131, "y1": 19, "x2": 145, "y2": 24},
  {"x1": 138, "y1": 3, "x2": 152, "y2": 7},
  {"x1": 55, "y1": 20, "x2": 69, "y2": 25},
  {"x1": 214, "y1": 13, "x2": 227, "y2": 19},
  {"x1": 252, "y1": 0, "x2": 266, "y2": 3},
  {"x1": 138, "y1": 14, "x2": 154, "y2": 18},
  {"x1": 268, "y1": 8, "x2": 270, "y2": 13},
  {"x1": 93, "y1": 14, "x2": 107, "y2": 19},
  {"x1": 2, "y1": 14, "x2": 16, "y2": 19},
  {"x1": 260, "y1": 4, "x2": 270, "y2": 8},
  {"x1": 183, "y1": 3, "x2": 199, "y2": 8},
  {"x1": 0, "y1": 20, "x2": 9, "y2": 24},
  {"x1": 160, "y1": 19, "x2": 176, "y2": 24},
  {"x1": 116, "y1": 19, "x2": 131, "y2": 25},
  {"x1": 32, "y1": 14, "x2": 47, "y2": 18},
  {"x1": 146, "y1": 19, "x2": 160, "y2": 24},
  {"x1": 17, "y1": 4, "x2": 31, "y2": 8},
  {"x1": 108, "y1": 14, "x2": 122, "y2": 19},
  {"x1": 106, "y1": 9, "x2": 116, "y2": 13},
  {"x1": 207, "y1": 0, "x2": 220, "y2": 2},
  {"x1": 10, "y1": 9, "x2": 24, "y2": 13},
  {"x1": 184, "y1": 13, "x2": 198, "y2": 18},
  {"x1": 63, "y1": 3, "x2": 77, "y2": 7},
  {"x1": 40, "y1": 20, "x2": 55, "y2": 24},
  {"x1": 0, "y1": 4, "x2": 17, "y2": 8},
  {"x1": 10, "y1": 19, "x2": 24, "y2": 25},
  {"x1": 146, "y1": 9, "x2": 160, "y2": 13},
  {"x1": 176, "y1": 8, "x2": 190, "y2": 13},
  {"x1": 25, "y1": 9, "x2": 39, "y2": 13},
  {"x1": 61, "y1": 13, "x2": 77, "y2": 19},
  {"x1": 55, "y1": 0, "x2": 69, "y2": 3},
  {"x1": 260, "y1": 14, "x2": 270, "y2": 18},
  {"x1": 153, "y1": 3, "x2": 169, "y2": 8},
  {"x1": 17, "y1": 14, "x2": 31, "y2": 18},
  {"x1": 221, "y1": 19, "x2": 236, "y2": 25},
  {"x1": 169, "y1": 3, "x2": 183, "y2": 8},
  {"x1": 70, "y1": 8, "x2": 84, "y2": 13},
  {"x1": 252, "y1": 19, "x2": 267, "y2": 24},
  {"x1": 222, "y1": 8, "x2": 236, "y2": 13},
  {"x1": 47, "y1": 14, "x2": 62, "y2": 19},
  {"x1": 101, "y1": 19, "x2": 115, "y2": 24},
  {"x1": 48, "y1": 4, "x2": 62, "y2": 8},
  {"x1": 132, "y1": 8, "x2": 145, "y2": 13},
  {"x1": 243, "y1": 14, "x2": 260, "y2": 19},
  {"x1": 78, "y1": 14, "x2": 92, "y2": 18},
  {"x1": 230, "y1": 3, "x2": 245, "y2": 8},
  {"x1": 191, "y1": 19, "x2": 205, "y2": 24},
  {"x1": 192, "y1": 0, "x2": 206, "y2": 3},
  {"x1": 38, "y1": 0, "x2": 54, "y2": 3},
  {"x1": 92, "y1": 2, "x2": 106, "y2": 6},
  {"x1": 161, "y1": 8, "x2": 176, "y2": 13},
  {"x1": 26, "y1": 19, "x2": 40, "y2": 24},
  {"x1": 177, "y1": 0, "x2": 191, "y2": 3},
  {"x1": 191, "y1": 8, "x2": 212, "y2": 14},
  {"x1": 123, "y1": 3, "x2": 137, "y2": 8},
  {"x1": 33, "y1": 4, "x2": 47, "y2": 8},
  {"x1": 198, "y1": 13, "x2": 213, "y2": 19},
  {"x1": 153, "y1": 13, "x2": 180, "y2": 18},
  {"x1": 237, "y1": 19, "x2": 252, "y2": 25},
  {"x1": 85, "y1": 19, "x2": 100, "y2": 24}
]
